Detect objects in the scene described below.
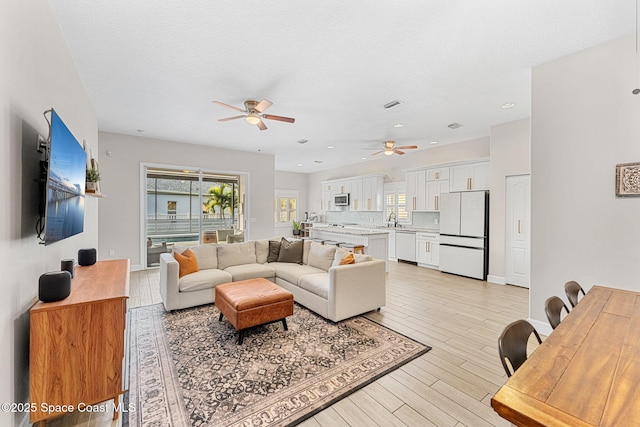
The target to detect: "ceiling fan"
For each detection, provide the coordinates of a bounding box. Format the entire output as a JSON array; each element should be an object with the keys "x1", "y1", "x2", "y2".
[
  {"x1": 372, "y1": 140, "x2": 418, "y2": 156},
  {"x1": 212, "y1": 99, "x2": 295, "y2": 131}
]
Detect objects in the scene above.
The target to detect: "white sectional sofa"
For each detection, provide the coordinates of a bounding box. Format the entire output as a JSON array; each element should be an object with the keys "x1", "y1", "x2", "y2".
[{"x1": 159, "y1": 238, "x2": 386, "y2": 322}]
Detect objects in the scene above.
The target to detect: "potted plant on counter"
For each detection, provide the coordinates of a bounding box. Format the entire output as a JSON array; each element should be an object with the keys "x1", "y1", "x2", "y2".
[
  {"x1": 86, "y1": 167, "x2": 101, "y2": 193},
  {"x1": 292, "y1": 220, "x2": 300, "y2": 236}
]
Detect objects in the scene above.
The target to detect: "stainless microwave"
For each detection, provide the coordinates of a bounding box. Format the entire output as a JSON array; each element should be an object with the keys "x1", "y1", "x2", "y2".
[{"x1": 334, "y1": 193, "x2": 350, "y2": 206}]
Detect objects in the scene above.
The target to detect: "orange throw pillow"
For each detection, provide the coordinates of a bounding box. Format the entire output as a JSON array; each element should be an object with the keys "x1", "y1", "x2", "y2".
[
  {"x1": 339, "y1": 253, "x2": 355, "y2": 265},
  {"x1": 174, "y1": 248, "x2": 199, "y2": 278}
]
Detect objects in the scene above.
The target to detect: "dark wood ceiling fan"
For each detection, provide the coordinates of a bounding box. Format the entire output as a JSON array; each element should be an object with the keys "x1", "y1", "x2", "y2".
[
  {"x1": 212, "y1": 99, "x2": 295, "y2": 130},
  {"x1": 372, "y1": 140, "x2": 418, "y2": 156}
]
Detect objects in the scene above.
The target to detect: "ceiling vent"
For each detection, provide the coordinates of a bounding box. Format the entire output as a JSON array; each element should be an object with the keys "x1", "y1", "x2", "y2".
[
  {"x1": 447, "y1": 122, "x2": 463, "y2": 129},
  {"x1": 383, "y1": 100, "x2": 403, "y2": 109},
  {"x1": 313, "y1": 160, "x2": 323, "y2": 164},
  {"x1": 297, "y1": 139, "x2": 309, "y2": 144}
]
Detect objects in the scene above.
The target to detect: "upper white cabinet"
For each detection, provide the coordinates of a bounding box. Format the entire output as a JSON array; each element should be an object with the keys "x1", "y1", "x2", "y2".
[
  {"x1": 426, "y1": 180, "x2": 449, "y2": 211},
  {"x1": 406, "y1": 170, "x2": 427, "y2": 211},
  {"x1": 426, "y1": 167, "x2": 450, "y2": 182},
  {"x1": 449, "y1": 161, "x2": 490, "y2": 192},
  {"x1": 320, "y1": 174, "x2": 384, "y2": 212}
]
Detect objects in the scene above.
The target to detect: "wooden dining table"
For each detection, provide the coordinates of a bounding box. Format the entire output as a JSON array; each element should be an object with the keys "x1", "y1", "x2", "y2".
[{"x1": 491, "y1": 285, "x2": 640, "y2": 427}]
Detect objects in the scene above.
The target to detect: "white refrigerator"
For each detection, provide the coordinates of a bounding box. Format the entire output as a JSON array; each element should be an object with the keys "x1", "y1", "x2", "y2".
[{"x1": 438, "y1": 191, "x2": 489, "y2": 280}]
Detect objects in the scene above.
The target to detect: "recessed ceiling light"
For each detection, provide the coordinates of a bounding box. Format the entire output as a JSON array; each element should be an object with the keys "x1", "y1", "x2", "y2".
[
  {"x1": 447, "y1": 123, "x2": 463, "y2": 130},
  {"x1": 297, "y1": 139, "x2": 309, "y2": 144},
  {"x1": 297, "y1": 163, "x2": 303, "y2": 167},
  {"x1": 429, "y1": 141, "x2": 439, "y2": 145},
  {"x1": 361, "y1": 157, "x2": 367, "y2": 160},
  {"x1": 327, "y1": 145, "x2": 334, "y2": 149},
  {"x1": 393, "y1": 123, "x2": 404, "y2": 128},
  {"x1": 501, "y1": 102, "x2": 516, "y2": 109},
  {"x1": 383, "y1": 100, "x2": 403, "y2": 109}
]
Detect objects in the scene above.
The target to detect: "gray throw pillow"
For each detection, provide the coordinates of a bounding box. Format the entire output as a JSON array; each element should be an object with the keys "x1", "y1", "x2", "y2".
[
  {"x1": 267, "y1": 240, "x2": 281, "y2": 263},
  {"x1": 277, "y1": 238, "x2": 303, "y2": 264}
]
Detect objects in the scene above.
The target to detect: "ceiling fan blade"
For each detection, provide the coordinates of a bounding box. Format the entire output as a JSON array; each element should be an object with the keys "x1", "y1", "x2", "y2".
[
  {"x1": 257, "y1": 119, "x2": 268, "y2": 131},
  {"x1": 371, "y1": 150, "x2": 384, "y2": 156},
  {"x1": 212, "y1": 101, "x2": 245, "y2": 112},
  {"x1": 394, "y1": 149, "x2": 406, "y2": 155},
  {"x1": 218, "y1": 115, "x2": 245, "y2": 122},
  {"x1": 255, "y1": 99, "x2": 273, "y2": 113},
  {"x1": 395, "y1": 145, "x2": 417, "y2": 150},
  {"x1": 262, "y1": 114, "x2": 295, "y2": 123}
]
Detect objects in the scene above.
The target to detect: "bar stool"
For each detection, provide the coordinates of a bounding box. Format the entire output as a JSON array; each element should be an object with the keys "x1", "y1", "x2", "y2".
[
  {"x1": 339, "y1": 243, "x2": 365, "y2": 254},
  {"x1": 310, "y1": 238, "x2": 324, "y2": 244},
  {"x1": 323, "y1": 240, "x2": 343, "y2": 247}
]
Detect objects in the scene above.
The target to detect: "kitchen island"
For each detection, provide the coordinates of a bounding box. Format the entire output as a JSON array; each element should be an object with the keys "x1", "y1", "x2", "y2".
[{"x1": 309, "y1": 226, "x2": 389, "y2": 271}]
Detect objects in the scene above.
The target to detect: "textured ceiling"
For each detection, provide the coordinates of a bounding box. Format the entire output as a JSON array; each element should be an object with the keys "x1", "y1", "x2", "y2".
[{"x1": 49, "y1": 0, "x2": 635, "y2": 172}]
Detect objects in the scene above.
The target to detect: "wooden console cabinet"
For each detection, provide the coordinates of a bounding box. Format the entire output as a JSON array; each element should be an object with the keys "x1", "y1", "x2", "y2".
[{"x1": 30, "y1": 259, "x2": 130, "y2": 423}]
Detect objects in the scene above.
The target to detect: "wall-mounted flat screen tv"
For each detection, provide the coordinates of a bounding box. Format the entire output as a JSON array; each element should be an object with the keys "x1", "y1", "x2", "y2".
[{"x1": 44, "y1": 109, "x2": 86, "y2": 244}]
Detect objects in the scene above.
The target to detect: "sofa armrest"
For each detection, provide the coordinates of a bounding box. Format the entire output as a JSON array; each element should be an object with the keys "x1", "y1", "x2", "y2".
[
  {"x1": 160, "y1": 252, "x2": 180, "y2": 311},
  {"x1": 327, "y1": 259, "x2": 386, "y2": 322}
]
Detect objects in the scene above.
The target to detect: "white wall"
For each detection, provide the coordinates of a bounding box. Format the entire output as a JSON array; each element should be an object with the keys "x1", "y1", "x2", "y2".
[
  {"x1": 307, "y1": 137, "x2": 491, "y2": 214},
  {"x1": 530, "y1": 34, "x2": 640, "y2": 329},
  {"x1": 98, "y1": 132, "x2": 276, "y2": 269},
  {"x1": 1, "y1": 1, "x2": 99, "y2": 425},
  {"x1": 488, "y1": 118, "x2": 531, "y2": 283}
]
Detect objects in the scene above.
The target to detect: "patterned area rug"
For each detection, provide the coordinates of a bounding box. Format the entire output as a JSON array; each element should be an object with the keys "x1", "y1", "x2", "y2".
[{"x1": 128, "y1": 303, "x2": 430, "y2": 426}]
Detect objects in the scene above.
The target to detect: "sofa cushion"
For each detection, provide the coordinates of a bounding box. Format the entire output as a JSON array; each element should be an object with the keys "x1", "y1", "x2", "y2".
[
  {"x1": 217, "y1": 241, "x2": 257, "y2": 270},
  {"x1": 174, "y1": 244, "x2": 218, "y2": 270},
  {"x1": 354, "y1": 253, "x2": 373, "y2": 263},
  {"x1": 224, "y1": 263, "x2": 276, "y2": 282},
  {"x1": 298, "y1": 273, "x2": 330, "y2": 300},
  {"x1": 269, "y1": 262, "x2": 324, "y2": 285},
  {"x1": 255, "y1": 239, "x2": 269, "y2": 264},
  {"x1": 174, "y1": 249, "x2": 199, "y2": 278},
  {"x1": 307, "y1": 242, "x2": 337, "y2": 271},
  {"x1": 277, "y1": 238, "x2": 303, "y2": 264},
  {"x1": 331, "y1": 248, "x2": 351, "y2": 267},
  {"x1": 302, "y1": 239, "x2": 313, "y2": 265},
  {"x1": 267, "y1": 240, "x2": 281, "y2": 263},
  {"x1": 178, "y1": 268, "x2": 232, "y2": 292}
]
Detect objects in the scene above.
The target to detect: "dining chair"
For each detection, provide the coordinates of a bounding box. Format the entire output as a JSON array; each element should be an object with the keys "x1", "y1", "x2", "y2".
[
  {"x1": 545, "y1": 296, "x2": 570, "y2": 330},
  {"x1": 564, "y1": 281, "x2": 585, "y2": 308},
  {"x1": 498, "y1": 319, "x2": 542, "y2": 377}
]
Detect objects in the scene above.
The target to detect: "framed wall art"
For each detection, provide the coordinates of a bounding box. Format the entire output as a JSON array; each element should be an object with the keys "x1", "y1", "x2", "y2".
[{"x1": 615, "y1": 162, "x2": 640, "y2": 197}]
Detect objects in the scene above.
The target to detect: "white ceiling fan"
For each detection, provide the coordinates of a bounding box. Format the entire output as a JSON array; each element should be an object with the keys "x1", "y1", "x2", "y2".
[
  {"x1": 372, "y1": 140, "x2": 418, "y2": 156},
  {"x1": 212, "y1": 99, "x2": 295, "y2": 131}
]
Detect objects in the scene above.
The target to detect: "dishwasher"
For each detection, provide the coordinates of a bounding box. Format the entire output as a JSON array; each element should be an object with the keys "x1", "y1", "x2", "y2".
[{"x1": 395, "y1": 230, "x2": 416, "y2": 263}]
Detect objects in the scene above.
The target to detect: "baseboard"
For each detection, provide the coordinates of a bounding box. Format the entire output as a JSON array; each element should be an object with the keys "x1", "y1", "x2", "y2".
[
  {"x1": 487, "y1": 275, "x2": 506, "y2": 285},
  {"x1": 528, "y1": 317, "x2": 553, "y2": 337}
]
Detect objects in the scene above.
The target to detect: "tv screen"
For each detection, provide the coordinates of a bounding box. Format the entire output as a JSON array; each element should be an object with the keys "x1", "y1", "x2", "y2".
[{"x1": 44, "y1": 109, "x2": 86, "y2": 245}]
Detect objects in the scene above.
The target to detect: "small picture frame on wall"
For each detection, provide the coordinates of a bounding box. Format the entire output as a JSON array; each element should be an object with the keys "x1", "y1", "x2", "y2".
[{"x1": 615, "y1": 162, "x2": 640, "y2": 197}]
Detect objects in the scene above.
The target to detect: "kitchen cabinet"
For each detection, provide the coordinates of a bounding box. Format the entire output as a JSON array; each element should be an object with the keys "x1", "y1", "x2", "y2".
[
  {"x1": 449, "y1": 161, "x2": 490, "y2": 192},
  {"x1": 362, "y1": 176, "x2": 383, "y2": 211},
  {"x1": 396, "y1": 231, "x2": 416, "y2": 262},
  {"x1": 426, "y1": 180, "x2": 449, "y2": 211},
  {"x1": 405, "y1": 170, "x2": 426, "y2": 211},
  {"x1": 416, "y1": 232, "x2": 439, "y2": 268},
  {"x1": 320, "y1": 174, "x2": 383, "y2": 212},
  {"x1": 426, "y1": 167, "x2": 450, "y2": 182}
]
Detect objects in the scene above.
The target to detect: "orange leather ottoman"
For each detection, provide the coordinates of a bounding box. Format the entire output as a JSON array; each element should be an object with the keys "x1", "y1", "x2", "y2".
[{"x1": 215, "y1": 278, "x2": 294, "y2": 344}]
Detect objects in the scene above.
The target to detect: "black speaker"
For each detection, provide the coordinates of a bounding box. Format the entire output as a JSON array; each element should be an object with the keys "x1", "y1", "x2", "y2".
[
  {"x1": 60, "y1": 259, "x2": 75, "y2": 278},
  {"x1": 78, "y1": 248, "x2": 96, "y2": 266},
  {"x1": 38, "y1": 271, "x2": 71, "y2": 302}
]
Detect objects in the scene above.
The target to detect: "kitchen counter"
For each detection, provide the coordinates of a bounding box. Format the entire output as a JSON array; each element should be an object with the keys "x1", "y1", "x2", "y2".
[{"x1": 309, "y1": 227, "x2": 389, "y2": 271}]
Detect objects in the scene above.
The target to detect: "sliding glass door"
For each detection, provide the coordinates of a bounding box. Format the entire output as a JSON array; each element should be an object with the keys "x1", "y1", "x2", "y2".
[{"x1": 144, "y1": 167, "x2": 245, "y2": 267}]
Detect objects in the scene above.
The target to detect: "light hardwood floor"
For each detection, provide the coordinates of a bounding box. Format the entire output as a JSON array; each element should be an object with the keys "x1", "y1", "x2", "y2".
[{"x1": 50, "y1": 261, "x2": 529, "y2": 427}]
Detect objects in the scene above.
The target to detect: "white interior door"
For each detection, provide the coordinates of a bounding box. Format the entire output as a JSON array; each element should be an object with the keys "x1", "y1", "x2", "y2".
[{"x1": 506, "y1": 175, "x2": 531, "y2": 288}]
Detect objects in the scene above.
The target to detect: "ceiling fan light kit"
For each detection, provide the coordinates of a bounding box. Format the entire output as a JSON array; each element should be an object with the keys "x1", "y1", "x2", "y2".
[
  {"x1": 372, "y1": 140, "x2": 418, "y2": 156},
  {"x1": 213, "y1": 99, "x2": 295, "y2": 131}
]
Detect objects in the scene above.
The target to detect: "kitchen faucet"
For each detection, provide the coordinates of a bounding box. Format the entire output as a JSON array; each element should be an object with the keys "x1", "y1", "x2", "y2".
[{"x1": 387, "y1": 211, "x2": 397, "y2": 227}]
